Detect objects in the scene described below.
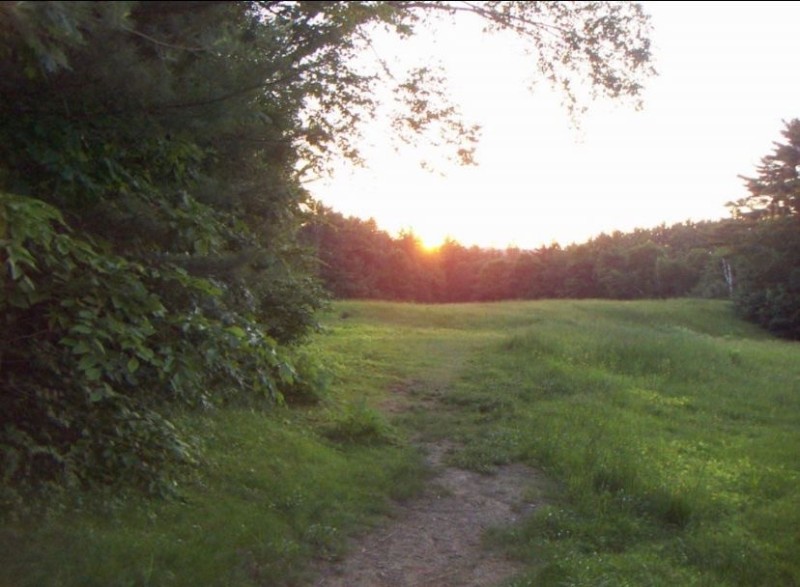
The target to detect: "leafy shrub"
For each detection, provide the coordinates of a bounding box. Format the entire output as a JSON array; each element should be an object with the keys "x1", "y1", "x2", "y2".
[
  {"x1": 0, "y1": 2, "x2": 331, "y2": 506},
  {"x1": 1, "y1": 193, "x2": 298, "y2": 503}
]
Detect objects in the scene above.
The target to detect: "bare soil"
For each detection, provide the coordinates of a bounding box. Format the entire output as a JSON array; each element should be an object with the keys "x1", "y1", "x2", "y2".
[{"x1": 312, "y1": 440, "x2": 544, "y2": 587}]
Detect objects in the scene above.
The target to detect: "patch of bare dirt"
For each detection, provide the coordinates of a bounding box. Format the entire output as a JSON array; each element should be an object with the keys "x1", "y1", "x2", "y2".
[{"x1": 312, "y1": 441, "x2": 543, "y2": 587}]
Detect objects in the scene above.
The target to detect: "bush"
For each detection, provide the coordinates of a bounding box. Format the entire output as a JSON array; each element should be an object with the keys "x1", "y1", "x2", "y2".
[{"x1": 1, "y1": 193, "x2": 297, "y2": 503}]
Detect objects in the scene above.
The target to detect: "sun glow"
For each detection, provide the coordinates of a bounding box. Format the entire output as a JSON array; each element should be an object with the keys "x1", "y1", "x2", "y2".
[
  {"x1": 310, "y1": 2, "x2": 800, "y2": 250},
  {"x1": 418, "y1": 236, "x2": 444, "y2": 254}
]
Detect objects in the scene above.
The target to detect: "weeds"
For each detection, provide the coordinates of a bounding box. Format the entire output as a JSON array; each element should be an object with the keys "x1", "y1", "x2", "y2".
[{"x1": 322, "y1": 402, "x2": 398, "y2": 446}]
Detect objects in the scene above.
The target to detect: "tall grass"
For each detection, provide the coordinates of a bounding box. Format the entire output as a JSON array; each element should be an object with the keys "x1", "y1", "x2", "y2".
[
  {"x1": 327, "y1": 299, "x2": 800, "y2": 584},
  {"x1": 0, "y1": 300, "x2": 508, "y2": 586},
  {"x1": 438, "y1": 300, "x2": 800, "y2": 585}
]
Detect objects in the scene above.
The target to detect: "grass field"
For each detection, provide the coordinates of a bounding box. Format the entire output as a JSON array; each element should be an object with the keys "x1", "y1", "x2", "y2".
[{"x1": 2, "y1": 299, "x2": 799, "y2": 585}]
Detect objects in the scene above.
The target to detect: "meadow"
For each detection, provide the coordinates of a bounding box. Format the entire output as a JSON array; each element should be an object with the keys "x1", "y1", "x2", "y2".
[{"x1": 2, "y1": 299, "x2": 798, "y2": 586}]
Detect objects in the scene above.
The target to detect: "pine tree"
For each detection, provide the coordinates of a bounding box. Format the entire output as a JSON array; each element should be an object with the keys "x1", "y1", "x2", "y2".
[{"x1": 731, "y1": 119, "x2": 800, "y2": 219}]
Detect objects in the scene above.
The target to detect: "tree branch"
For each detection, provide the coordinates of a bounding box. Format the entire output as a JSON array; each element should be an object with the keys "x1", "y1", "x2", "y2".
[{"x1": 122, "y1": 25, "x2": 207, "y2": 54}]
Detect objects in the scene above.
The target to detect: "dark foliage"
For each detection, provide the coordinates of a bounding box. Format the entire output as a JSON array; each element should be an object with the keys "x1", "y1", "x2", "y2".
[
  {"x1": 725, "y1": 120, "x2": 800, "y2": 339},
  {"x1": 0, "y1": 2, "x2": 328, "y2": 500}
]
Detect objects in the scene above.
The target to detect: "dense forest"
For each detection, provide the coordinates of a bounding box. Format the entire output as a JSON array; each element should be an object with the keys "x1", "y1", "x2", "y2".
[{"x1": 1, "y1": 0, "x2": 798, "y2": 513}]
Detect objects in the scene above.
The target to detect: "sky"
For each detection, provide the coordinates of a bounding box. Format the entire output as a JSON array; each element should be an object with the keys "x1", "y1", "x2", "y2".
[{"x1": 307, "y1": 1, "x2": 800, "y2": 250}]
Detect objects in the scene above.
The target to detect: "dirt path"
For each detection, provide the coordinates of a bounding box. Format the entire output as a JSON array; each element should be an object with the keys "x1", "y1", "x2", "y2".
[{"x1": 312, "y1": 441, "x2": 543, "y2": 587}]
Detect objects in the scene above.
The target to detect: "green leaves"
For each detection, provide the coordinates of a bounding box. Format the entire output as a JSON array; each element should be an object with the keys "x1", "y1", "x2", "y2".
[
  {"x1": 0, "y1": 1, "x2": 334, "y2": 499},
  {"x1": 224, "y1": 325, "x2": 247, "y2": 339},
  {"x1": 0, "y1": 192, "x2": 311, "y2": 495},
  {"x1": 725, "y1": 121, "x2": 800, "y2": 339}
]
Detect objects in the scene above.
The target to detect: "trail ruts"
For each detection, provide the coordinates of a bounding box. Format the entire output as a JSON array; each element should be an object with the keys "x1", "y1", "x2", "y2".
[{"x1": 312, "y1": 404, "x2": 545, "y2": 586}]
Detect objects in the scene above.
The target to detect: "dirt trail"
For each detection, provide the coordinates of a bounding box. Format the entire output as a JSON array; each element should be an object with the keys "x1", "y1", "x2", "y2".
[{"x1": 312, "y1": 440, "x2": 543, "y2": 587}]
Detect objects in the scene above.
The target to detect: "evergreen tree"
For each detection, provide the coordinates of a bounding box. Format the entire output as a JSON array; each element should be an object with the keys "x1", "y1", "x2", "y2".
[{"x1": 731, "y1": 119, "x2": 800, "y2": 219}]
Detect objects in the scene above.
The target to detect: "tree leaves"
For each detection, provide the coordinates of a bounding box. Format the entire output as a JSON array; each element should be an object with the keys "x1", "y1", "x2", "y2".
[
  {"x1": 722, "y1": 121, "x2": 800, "y2": 339},
  {"x1": 0, "y1": 192, "x2": 305, "y2": 495}
]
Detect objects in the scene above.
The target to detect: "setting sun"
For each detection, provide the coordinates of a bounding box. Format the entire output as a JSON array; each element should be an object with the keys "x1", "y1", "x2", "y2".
[{"x1": 417, "y1": 237, "x2": 443, "y2": 254}]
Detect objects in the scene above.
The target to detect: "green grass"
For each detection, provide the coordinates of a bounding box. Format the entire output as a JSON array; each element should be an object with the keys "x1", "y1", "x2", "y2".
[
  {"x1": 0, "y1": 301, "x2": 500, "y2": 587},
  {"x1": 425, "y1": 299, "x2": 800, "y2": 586},
  {"x1": 3, "y1": 299, "x2": 799, "y2": 586},
  {"x1": 0, "y1": 409, "x2": 423, "y2": 586}
]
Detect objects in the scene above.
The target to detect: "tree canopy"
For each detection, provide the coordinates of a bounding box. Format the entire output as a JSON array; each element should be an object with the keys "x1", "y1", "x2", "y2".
[{"x1": 0, "y1": 1, "x2": 655, "y2": 500}]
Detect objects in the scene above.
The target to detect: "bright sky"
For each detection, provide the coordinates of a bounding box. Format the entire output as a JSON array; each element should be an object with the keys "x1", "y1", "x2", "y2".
[{"x1": 308, "y1": 1, "x2": 800, "y2": 250}]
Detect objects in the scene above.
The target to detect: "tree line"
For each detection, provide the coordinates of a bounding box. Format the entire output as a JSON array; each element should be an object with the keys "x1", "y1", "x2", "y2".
[
  {"x1": 305, "y1": 119, "x2": 800, "y2": 340},
  {"x1": 303, "y1": 209, "x2": 737, "y2": 303}
]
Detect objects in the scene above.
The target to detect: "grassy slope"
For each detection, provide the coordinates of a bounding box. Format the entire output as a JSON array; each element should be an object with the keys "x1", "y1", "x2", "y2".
[{"x1": 2, "y1": 299, "x2": 799, "y2": 586}]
